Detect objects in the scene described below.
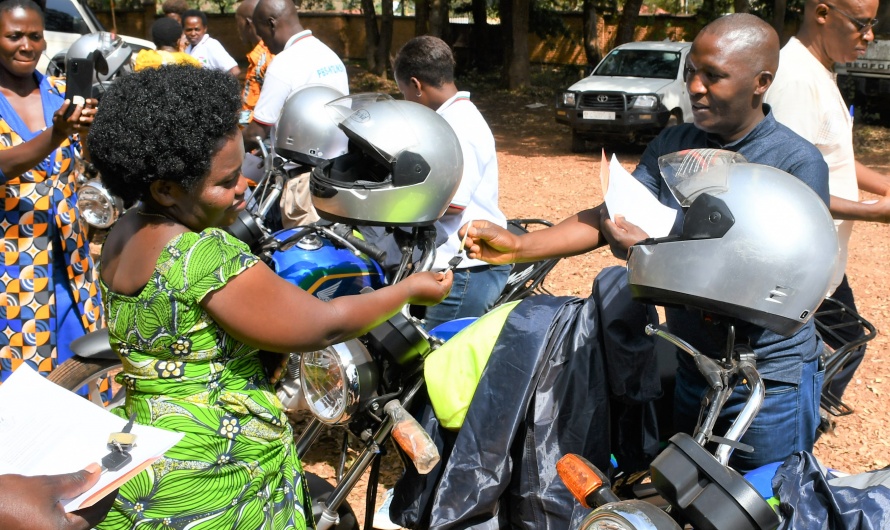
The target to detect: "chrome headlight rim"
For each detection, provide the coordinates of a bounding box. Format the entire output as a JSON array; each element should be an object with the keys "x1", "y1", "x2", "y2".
[
  {"x1": 77, "y1": 179, "x2": 123, "y2": 229},
  {"x1": 300, "y1": 340, "x2": 377, "y2": 425},
  {"x1": 580, "y1": 500, "x2": 680, "y2": 530}
]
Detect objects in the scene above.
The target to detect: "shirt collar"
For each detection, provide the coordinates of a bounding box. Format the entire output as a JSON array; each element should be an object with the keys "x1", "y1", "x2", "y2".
[
  {"x1": 436, "y1": 91, "x2": 471, "y2": 114},
  {"x1": 284, "y1": 30, "x2": 312, "y2": 51}
]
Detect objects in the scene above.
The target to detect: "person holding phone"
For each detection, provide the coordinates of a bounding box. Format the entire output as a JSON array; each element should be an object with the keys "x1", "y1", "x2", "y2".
[{"x1": 0, "y1": 0, "x2": 103, "y2": 383}]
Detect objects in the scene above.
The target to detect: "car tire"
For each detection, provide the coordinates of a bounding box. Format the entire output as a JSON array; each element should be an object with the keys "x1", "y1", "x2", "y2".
[{"x1": 571, "y1": 130, "x2": 587, "y2": 153}]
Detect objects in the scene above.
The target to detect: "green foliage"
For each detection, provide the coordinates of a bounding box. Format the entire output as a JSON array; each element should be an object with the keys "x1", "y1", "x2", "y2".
[
  {"x1": 748, "y1": 0, "x2": 805, "y2": 25},
  {"x1": 529, "y1": 2, "x2": 571, "y2": 38}
]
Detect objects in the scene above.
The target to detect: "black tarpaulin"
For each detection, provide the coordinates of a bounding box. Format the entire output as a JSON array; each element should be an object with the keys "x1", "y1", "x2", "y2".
[{"x1": 389, "y1": 266, "x2": 662, "y2": 529}]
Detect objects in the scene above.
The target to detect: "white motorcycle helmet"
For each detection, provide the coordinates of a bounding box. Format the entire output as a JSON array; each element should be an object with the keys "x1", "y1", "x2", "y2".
[
  {"x1": 65, "y1": 32, "x2": 132, "y2": 83},
  {"x1": 627, "y1": 151, "x2": 839, "y2": 337},
  {"x1": 309, "y1": 97, "x2": 463, "y2": 226},
  {"x1": 273, "y1": 84, "x2": 350, "y2": 167}
]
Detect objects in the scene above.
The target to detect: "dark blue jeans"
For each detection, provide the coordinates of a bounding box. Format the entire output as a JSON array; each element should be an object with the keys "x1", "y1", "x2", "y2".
[
  {"x1": 423, "y1": 264, "x2": 511, "y2": 330},
  {"x1": 674, "y1": 358, "x2": 823, "y2": 474}
]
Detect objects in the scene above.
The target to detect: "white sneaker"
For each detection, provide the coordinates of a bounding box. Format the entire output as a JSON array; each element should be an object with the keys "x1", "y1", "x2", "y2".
[{"x1": 372, "y1": 488, "x2": 402, "y2": 530}]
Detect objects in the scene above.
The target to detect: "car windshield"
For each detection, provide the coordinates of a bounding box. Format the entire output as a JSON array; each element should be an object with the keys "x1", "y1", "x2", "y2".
[
  {"x1": 593, "y1": 49, "x2": 682, "y2": 80},
  {"x1": 44, "y1": 0, "x2": 101, "y2": 35}
]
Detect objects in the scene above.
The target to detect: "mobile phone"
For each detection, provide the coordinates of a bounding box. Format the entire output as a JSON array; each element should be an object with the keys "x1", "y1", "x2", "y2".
[{"x1": 63, "y1": 57, "x2": 95, "y2": 119}]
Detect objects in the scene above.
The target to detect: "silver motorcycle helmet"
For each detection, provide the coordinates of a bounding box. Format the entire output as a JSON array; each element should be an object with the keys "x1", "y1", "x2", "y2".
[
  {"x1": 309, "y1": 97, "x2": 462, "y2": 226},
  {"x1": 273, "y1": 84, "x2": 349, "y2": 167},
  {"x1": 66, "y1": 32, "x2": 132, "y2": 82},
  {"x1": 627, "y1": 153, "x2": 839, "y2": 337}
]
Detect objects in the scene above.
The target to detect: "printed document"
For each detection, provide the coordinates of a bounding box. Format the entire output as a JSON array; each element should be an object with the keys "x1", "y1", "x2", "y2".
[
  {"x1": 601, "y1": 152, "x2": 677, "y2": 238},
  {"x1": 0, "y1": 364, "x2": 183, "y2": 511}
]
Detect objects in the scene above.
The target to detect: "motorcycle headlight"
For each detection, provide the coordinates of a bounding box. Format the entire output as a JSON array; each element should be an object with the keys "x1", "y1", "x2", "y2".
[
  {"x1": 631, "y1": 95, "x2": 658, "y2": 109},
  {"x1": 77, "y1": 180, "x2": 123, "y2": 229},
  {"x1": 580, "y1": 501, "x2": 680, "y2": 530},
  {"x1": 300, "y1": 340, "x2": 377, "y2": 424}
]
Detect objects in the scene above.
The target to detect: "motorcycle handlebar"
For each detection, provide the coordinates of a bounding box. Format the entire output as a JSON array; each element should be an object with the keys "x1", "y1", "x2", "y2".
[{"x1": 328, "y1": 225, "x2": 388, "y2": 265}]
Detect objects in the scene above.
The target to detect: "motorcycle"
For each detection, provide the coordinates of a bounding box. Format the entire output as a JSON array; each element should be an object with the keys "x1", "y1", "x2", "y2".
[
  {"x1": 52, "y1": 134, "x2": 562, "y2": 529},
  {"x1": 559, "y1": 322, "x2": 778, "y2": 530}
]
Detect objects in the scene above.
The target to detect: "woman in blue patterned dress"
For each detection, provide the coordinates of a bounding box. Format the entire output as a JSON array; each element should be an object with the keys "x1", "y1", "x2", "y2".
[
  {"x1": 0, "y1": 0, "x2": 103, "y2": 382},
  {"x1": 87, "y1": 65, "x2": 453, "y2": 529}
]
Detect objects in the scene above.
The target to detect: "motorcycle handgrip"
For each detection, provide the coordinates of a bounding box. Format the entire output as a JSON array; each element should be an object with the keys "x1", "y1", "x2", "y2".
[{"x1": 332, "y1": 225, "x2": 387, "y2": 264}]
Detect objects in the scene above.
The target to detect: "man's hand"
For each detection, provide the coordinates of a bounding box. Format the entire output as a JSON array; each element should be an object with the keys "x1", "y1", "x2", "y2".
[
  {"x1": 459, "y1": 220, "x2": 521, "y2": 265},
  {"x1": 0, "y1": 465, "x2": 117, "y2": 530},
  {"x1": 599, "y1": 210, "x2": 650, "y2": 260}
]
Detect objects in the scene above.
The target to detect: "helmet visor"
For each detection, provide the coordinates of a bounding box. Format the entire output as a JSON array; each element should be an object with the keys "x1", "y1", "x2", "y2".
[{"x1": 658, "y1": 149, "x2": 746, "y2": 207}]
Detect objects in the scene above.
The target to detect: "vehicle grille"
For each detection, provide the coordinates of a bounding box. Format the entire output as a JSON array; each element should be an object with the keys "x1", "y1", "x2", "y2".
[{"x1": 579, "y1": 93, "x2": 626, "y2": 111}]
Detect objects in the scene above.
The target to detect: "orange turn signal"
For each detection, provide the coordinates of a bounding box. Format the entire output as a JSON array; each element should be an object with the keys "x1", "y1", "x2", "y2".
[{"x1": 556, "y1": 453, "x2": 603, "y2": 509}]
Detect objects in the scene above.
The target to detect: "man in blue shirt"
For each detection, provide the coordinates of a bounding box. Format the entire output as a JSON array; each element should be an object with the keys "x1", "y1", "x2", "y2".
[{"x1": 460, "y1": 13, "x2": 829, "y2": 473}]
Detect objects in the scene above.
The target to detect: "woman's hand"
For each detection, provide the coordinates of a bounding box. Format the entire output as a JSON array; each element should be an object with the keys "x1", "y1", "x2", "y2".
[
  {"x1": 0, "y1": 465, "x2": 116, "y2": 530},
  {"x1": 460, "y1": 220, "x2": 520, "y2": 265},
  {"x1": 405, "y1": 270, "x2": 453, "y2": 306},
  {"x1": 52, "y1": 98, "x2": 98, "y2": 140}
]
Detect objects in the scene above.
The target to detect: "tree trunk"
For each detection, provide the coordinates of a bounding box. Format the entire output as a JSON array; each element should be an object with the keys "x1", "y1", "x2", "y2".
[
  {"x1": 470, "y1": 0, "x2": 490, "y2": 69},
  {"x1": 361, "y1": 0, "x2": 380, "y2": 73},
  {"x1": 375, "y1": 0, "x2": 393, "y2": 77},
  {"x1": 439, "y1": 0, "x2": 451, "y2": 43},
  {"x1": 415, "y1": 0, "x2": 429, "y2": 36},
  {"x1": 429, "y1": 0, "x2": 444, "y2": 37},
  {"x1": 615, "y1": 0, "x2": 644, "y2": 46},
  {"x1": 771, "y1": 0, "x2": 787, "y2": 40},
  {"x1": 501, "y1": 0, "x2": 530, "y2": 89},
  {"x1": 582, "y1": 0, "x2": 600, "y2": 70},
  {"x1": 733, "y1": 0, "x2": 751, "y2": 13}
]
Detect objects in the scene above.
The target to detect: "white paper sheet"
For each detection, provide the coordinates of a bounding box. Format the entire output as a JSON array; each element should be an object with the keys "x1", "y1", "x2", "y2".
[
  {"x1": 603, "y1": 154, "x2": 677, "y2": 238},
  {"x1": 0, "y1": 365, "x2": 183, "y2": 511}
]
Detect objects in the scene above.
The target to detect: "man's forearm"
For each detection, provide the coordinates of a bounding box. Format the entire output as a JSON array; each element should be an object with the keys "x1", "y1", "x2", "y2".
[
  {"x1": 829, "y1": 194, "x2": 890, "y2": 223},
  {"x1": 514, "y1": 205, "x2": 607, "y2": 262},
  {"x1": 856, "y1": 160, "x2": 890, "y2": 195}
]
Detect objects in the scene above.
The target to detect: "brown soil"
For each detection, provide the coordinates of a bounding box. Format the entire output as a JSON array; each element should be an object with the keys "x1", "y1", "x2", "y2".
[{"x1": 303, "y1": 73, "x2": 890, "y2": 526}]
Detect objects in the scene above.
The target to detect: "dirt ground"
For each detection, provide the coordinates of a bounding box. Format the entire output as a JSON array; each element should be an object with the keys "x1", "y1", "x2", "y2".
[{"x1": 302, "y1": 72, "x2": 890, "y2": 526}]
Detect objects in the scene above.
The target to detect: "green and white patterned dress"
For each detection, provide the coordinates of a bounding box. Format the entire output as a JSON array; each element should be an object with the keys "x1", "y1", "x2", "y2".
[{"x1": 97, "y1": 228, "x2": 310, "y2": 530}]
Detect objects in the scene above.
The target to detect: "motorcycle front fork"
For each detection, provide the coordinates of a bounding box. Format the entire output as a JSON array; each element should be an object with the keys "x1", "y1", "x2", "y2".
[
  {"x1": 296, "y1": 415, "x2": 393, "y2": 530},
  {"x1": 296, "y1": 377, "x2": 426, "y2": 530}
]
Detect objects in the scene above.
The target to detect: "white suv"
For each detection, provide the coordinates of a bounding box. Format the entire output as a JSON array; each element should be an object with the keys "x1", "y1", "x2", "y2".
[
  {"x1": 555, "y1": 41, "x2": 693, "y2": 152},
  {"x1": 41, "y1": 0, "x2": 153, "y2": 74}
]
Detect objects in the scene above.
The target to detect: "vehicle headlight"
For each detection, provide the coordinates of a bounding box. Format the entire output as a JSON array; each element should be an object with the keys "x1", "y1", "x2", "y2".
[
  {"x1": 579, "y1": 501, "x2": 680, "y2": 530},
  {"x1": 562, "y1": 92, "x2": 577, "y2": 107},
  {"x1": 631, "y1": 95, "x2": 658, "y2": 109},
  {"x1": 300, "y1": 340, "x2": 378, "y2": 425},
  {"x1": 76, "y1": 180, "x2": 123, "y2": 229}
]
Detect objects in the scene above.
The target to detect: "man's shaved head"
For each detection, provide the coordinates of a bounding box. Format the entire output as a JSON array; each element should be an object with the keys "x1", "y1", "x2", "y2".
[
  {"x1": 252, "y1": 0, "x2": 302, "y2": 53},
  {"x1": 254, "y1": 0, "x2": 297, "y2": 21},
  {"x1": 698, "y1": 13, "x2": 780, "y2": 77},
  {"x1": 236, "y1": 0, "x2": 259, "y2": 19}
]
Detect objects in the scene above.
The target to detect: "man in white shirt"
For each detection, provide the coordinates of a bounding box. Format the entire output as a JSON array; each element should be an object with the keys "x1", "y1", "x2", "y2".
[
  {"x1": 243, "y1": 0, "x2": 348, "y2": 151},
  {"x1": 182, "y1": 9, "x2": 240, "y2": 77},
  {"x1": 242, "y1": 0, "x2": 349, "y2": 227},
  {"x1": 765, "y1": 0, "x2": 890, "y2": 401},
  {"x1": 394, "y1": 36, "x2": 509, "y2": 330}
]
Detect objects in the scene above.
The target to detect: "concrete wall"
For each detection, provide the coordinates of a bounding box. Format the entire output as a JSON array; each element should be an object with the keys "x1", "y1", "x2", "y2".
[{"x1": 95, "y1": 7, "x2": 702, "y2": 68}]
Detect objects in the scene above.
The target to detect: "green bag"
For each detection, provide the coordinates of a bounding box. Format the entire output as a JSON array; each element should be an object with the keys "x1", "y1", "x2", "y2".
[{"x1": 423, "y1": 301, "x2": 520, "y2": 430}]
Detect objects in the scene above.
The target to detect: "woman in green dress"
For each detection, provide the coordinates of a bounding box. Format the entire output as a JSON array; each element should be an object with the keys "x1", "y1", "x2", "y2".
[{"x1": 86, "y1": 65, "x2": 453, "y2": 529}]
